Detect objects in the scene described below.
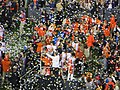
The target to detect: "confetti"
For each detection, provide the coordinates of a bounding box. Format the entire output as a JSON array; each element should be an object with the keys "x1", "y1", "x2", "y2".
[{"x1": 0, "y1": 0, "x2": 120, "y2": 90}]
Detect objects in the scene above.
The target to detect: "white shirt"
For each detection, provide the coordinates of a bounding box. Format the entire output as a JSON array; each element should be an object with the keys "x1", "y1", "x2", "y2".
[
  {"x1": 52, "y1": 45, "x2": 57, "y2": 52},
  {"x1": 72, "y1": 42, "x2": 79, "y2": 51},
  {"x1": 68, "y1": 56, "x2": 76, "y2": 70},
  {"x1": 108, "y1": 3, "x2": 112, "y2": 9},
  {"x1": 117, "y1": 26, "x2": 120, "y2": 32},
  {"x1": 56, "y1": 41, "x2": 60, "y2": 46},
  {"x1": 48, "y1": 25, "x2": 54, "y2": 32},
  {"x1": 72, "y1": 42, "x2": 75, "y2": 48},
  {"x1": 61, "y1": 52, "x2": 66, "y2": 62},
  {"x1": 0, "y1": 27, "x2": 4, "y2": 37},
  {"x1": 75, "y1": 43, "x2": 79, "y2": 51},
  {"x1": 84, "y1": 48, "x2": 90, "y2": 58},
  {"x1": 46, "y1": 53, "x2": 60, "y2": 68},
  {"x1": 66, "y1": 53, "x2": 71, "y2": 60},
  {"x1": 69, "y1": 57, "x2": 75, "y2": 64},
  {"x1": 114, "y1": 86, "x2": 119, "y2": 90}
]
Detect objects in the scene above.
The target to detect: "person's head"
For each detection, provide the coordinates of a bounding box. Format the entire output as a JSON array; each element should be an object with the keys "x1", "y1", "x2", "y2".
[
  {"x1": 4, "y1": 54, "x2": 9, "y2": 61},
  {"x1": 15, "y1": 57, "x2": 19, "y2": 62}
]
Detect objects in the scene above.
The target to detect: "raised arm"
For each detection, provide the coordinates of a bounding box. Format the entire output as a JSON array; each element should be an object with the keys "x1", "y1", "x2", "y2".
[{"x1": 46, "y1": 53, "x2": 54, "y2": 59}]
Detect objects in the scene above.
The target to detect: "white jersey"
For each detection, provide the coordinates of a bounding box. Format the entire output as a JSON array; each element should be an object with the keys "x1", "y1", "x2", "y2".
[
  {"x1": 46, "y1": 53, "x2": 60, "y2": 68},
  {"x1": 66, "y1": 53, "x2": 71, "y2": 60},
  {"x1": 61, "y1": 52, "x2": 67, "y2": 63},
  {"x1": 108, "y1": 3, "x2": 112, "y2": 9},
  {"x1": 52, "y1": 45, "x2": 57, "y2": 52},
  {"x1": 117, "y1": 26, "x2": 120, "y2": 32},
  {"x1": 72, "y1": 42, "x2": 79, "y2": 51},
  {"x1": 56, "y1": 41, "x2": 60, "y2": 46},
  {"x1": 68, "y1": 57, "x2": 75, "y2": 65},
  {"x1": 0, "y1": 26, "x2": 4, "y2": 37},
  {"x1": 0, "y1": 50, "x2": 2, "y2": 58},
  {"x1": 84, "y1": 48, "x2": 90, "y2": 58}
]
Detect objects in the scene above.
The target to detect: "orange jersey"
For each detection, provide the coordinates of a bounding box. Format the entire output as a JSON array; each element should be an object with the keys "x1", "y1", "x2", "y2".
[
  {"x1": 73, "y1": 22, "x2": 79, "y2": 32},
  {"x1": 86, "y1": 35, "x2": 95, "y2": 47},
  {"x1": 72, "y1": 34, "x2": 75, "y2": 41},
  {"x1": 38, "y1": 28, "x2": 45, "y2": 37},
  {"x1": 103, "y1": 46, "x2": 110, "y2": 58},
  {"x1": 88, "y1": 16, "x2": 92, "y2": 25},
  {"x1": 34, "y1": 26, "x2": 39, "y2": 31},
  {"x1": 34, "y1": 26, "x2": 45, "y2": 37},
  {"x1": 41, "y1": 57, "x2": 51, "y2": 66},
  {"x1": 75, "y1": 50, "x2": 84, "y2": 59},
  {"x1": 110, "y1": 16, "x2": 116, "y2": 29},
  {"x1": 36, "y1": 42, "x2": 43, "y2": 52},
  {"x1": 104, "y1": 28, "x2": 110, "y2": 37},
  {"x1": 46, "y1": 36, "x2": 53, "y2": 45},
  {"x1": 105, "y1": 81, "x2": 115, "y2": 90},
  {"x1": 96, "y1": 18, "x2": 101, "y2": 25},
  {"x1": 68, "y1": 59, "x2": 73, "y2": 74},
  {"x1": 83, "y1": 24, "x2": 88, "y2": 34},
  {"x1": 66, "y1": 19, "x2": 70, "y2": 25},
  {"x1": 2, "y1": 55, "x2": 11, "y2": 72}
]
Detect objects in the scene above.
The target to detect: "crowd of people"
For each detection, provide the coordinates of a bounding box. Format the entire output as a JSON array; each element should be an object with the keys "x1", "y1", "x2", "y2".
[{"x1": 0, "y1": 0, "x2": 120, "y2": 90}]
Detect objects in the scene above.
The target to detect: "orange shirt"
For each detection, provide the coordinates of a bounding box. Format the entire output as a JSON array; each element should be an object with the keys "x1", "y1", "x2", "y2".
[
  {"x1": 102, "y1": 25, "x2": 106, "y2": 31},
  {"x1": 46, "y1": 36, "x2": 53, "y2": 45},
  {"x1": 83, "y1": 24, "x2": 88, "y2": 34},
  {"x1": 103, "y1": 46, "x2": 110, "y2": 58},
  {"x1": 73, "y1": 22, "x2": 79, "y2": 32},
  {"x1": 2, "y1": 56, "x2": 11, "y2": 72},
  {"x1": 34, "y1": 26, "x2": 39, "y2": 31},
  {"x1": 41, "y1": 57, "x2": 51, "y2": 66},
  {"x1": 66, "y1": 19, "x2": 70, "y2": 25},
  {"x1": 104, "y1": 28, "x2": 110, "y2": 37},
  {"x1": 36, "y1": 42, "x2": 43, "y2": 52},
  {"x1": 86, "y1": 35, "x2": 95, "y2": 47},
  {"x1": 68, "y1": 59, "x2": 73, "y2": 74},
  {"x1": 105, "y1": 81, "x2": 115, "y2": 90},
  {"x1": 34, "y1": 26, "x2": 45, "y2": 37},
  {"x1": 110, "y1": 16, "x2": 116, "y2": 29},
  {"x1": 38, "y1": 28, "x2": 45, "y2": 37},
  {"x1": 96, "y1": 18, "x2": 101, "y2": 25},
  {"x1": 88, "y1": 17, "x2": 92, "y2": 25},
  {"x1": 72, "y1": 34, "x2": 75, "y2": 41},
  {"x1": 112, "y1": 21, "x2": 116, "y2": 29},
  {"x1": 75, "y1": 50, "x2": 84, "y2": 59},
  {"x1": 81, "y1": 15, "x2": 87, "y2": 20}
]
